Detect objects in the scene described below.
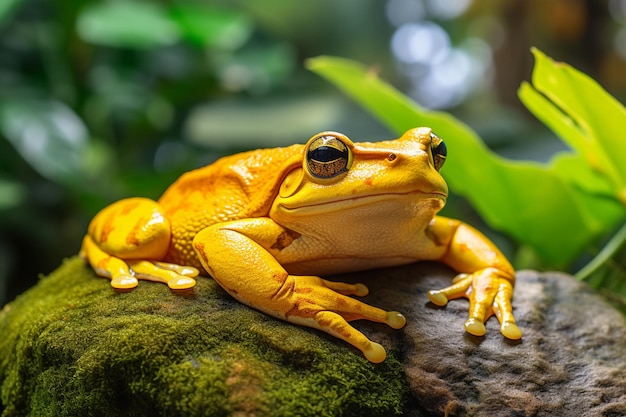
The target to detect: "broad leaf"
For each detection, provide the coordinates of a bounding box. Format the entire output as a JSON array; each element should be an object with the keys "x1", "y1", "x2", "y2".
[{"x1": 519, "y1": 48, "x2": 626, "y2": 206}]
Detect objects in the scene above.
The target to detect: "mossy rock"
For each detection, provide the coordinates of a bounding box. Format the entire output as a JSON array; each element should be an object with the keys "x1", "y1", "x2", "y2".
[
  {"x1": 0, "y1": 257, "x2": 410, "y2": 417},
  {"x1": 8, "y1": 256, "x2": 624, "y2": 416}
]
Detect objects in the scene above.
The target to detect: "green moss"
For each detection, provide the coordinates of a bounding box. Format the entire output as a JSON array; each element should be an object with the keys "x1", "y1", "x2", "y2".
[{"x1": 1, "y1": 257, "x2": 408, "y2": 416}]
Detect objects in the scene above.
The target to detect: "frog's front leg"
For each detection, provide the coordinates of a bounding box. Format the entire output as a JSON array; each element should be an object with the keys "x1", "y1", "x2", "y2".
[
  {"x1": 80, "y1": 198, "x2": 198, "y2": 289},
  {"x1": 426, "y1": 216, "x2": 522, "y2": 340},
  {"x1": 193, "y1": 219, "x2": 406, "y2": 363}
]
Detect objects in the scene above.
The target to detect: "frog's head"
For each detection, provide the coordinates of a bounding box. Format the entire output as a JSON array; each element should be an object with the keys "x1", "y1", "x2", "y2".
[{"x1": 271, "y1": 127, "x2": 448, "y2": 228}]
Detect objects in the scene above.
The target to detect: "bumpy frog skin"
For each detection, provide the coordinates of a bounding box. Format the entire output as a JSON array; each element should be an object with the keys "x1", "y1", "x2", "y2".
[{"x1": 80, "y1": 127, "x2": 521, "y2": 363}]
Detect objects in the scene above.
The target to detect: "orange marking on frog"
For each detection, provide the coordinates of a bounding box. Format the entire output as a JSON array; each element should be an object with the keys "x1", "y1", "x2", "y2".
[
  {"x1": 126, "y1": 216, "x2": 149, "y2": 247},
  {"x1": 98, "y1": 211, "x2": 117, "y2": 244}
]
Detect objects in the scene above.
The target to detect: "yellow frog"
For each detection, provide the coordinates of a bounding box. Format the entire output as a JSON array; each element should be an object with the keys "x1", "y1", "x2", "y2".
[{"x1": 80, "y1": 127, "x2": 521, "y2": 363}]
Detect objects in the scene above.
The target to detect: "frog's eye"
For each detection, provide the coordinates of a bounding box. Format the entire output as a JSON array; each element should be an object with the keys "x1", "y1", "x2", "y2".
[
  {"x1": 430, "y1": 132, "x2": 447, "y2": 171},
  {"x1": 305, "y1": 133, "x2": 353, "y2": 179}
]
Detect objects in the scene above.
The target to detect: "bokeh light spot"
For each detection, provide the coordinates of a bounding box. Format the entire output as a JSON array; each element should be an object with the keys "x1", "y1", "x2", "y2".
[{"x1": 391, "y1": 21, "x2": 450, "y2": 64}]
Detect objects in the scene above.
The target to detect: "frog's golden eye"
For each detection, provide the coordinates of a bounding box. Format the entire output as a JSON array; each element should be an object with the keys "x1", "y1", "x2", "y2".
[
  {"x1": 305, "y1": 133, "x2": 353, "y2": 179},
  {"x1": 430, "y1": 132, "x2": 447, "y2": 171}
]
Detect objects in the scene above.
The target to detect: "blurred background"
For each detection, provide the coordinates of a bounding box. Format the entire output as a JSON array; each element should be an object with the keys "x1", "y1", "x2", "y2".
[{"x1": 2, "y1": 0, "x2": 626, "y2": 305}]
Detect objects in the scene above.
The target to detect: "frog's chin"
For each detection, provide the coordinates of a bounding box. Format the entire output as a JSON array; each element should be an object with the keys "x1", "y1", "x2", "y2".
[{"x1": 277, "y1": 190, "x2": 447, "y2": 215}]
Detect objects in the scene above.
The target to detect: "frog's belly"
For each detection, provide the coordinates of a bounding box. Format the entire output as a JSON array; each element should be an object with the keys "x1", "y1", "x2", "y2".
[
  {"x1": 274, "y1": 197, "x2": 445, "y2": 276},
  {"x1": 282, "y1": 255, "x2": 419, "y2": 277},
  {"x1": 276, "y1": 222, "x2": 444, "y2": 276}
]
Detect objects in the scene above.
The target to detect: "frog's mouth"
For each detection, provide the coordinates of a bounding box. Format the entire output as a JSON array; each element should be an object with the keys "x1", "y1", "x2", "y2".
[{"x1": 278, "y1": 189, "x2": 447, "y2": 213}]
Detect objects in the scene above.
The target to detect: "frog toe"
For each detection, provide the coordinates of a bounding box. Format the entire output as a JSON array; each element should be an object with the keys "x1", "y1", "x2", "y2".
[
  {"x1": 427, "y1": 274, "x2": 472, "y2": 307},
  {"x1": 354, "y1": 283, "x2": 369, "y2": 297},
  {"x1": 427, "y1": 290, "x2": 449, "y2": 306},
  {"x1": 464, "y1": 318, "x2": 486, "y2": 337},
  {"x1": 167, "y1": 276, "x2": 197, "y2": 290},
  {"x1": 501, "y1": 321, "x2": 522, "y2": 340},
  {"x1": 111, "y1": 275, "x2": 139, "y2": 289},
  {"x1": 387, "y1": 311, "x2": 406, "y2": 329},
  {"x1": 363, "y1": 342, "x2": 387, "y2": 363}
]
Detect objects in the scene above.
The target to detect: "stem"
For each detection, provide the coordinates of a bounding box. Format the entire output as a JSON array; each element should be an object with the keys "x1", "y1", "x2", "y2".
[{"x1": 576, "y1": 222, "x2": 626, "y2": 281}]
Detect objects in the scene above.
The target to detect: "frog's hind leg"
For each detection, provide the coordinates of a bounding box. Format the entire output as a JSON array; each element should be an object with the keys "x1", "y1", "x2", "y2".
[{"x1": 81, "y1": 197, "x2": 198, "y2": 290}]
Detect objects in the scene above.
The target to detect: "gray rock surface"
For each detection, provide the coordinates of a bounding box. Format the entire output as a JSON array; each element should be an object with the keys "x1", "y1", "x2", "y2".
[{"x1": 354, "y1": 263, "x2": 626, "y2": 416}]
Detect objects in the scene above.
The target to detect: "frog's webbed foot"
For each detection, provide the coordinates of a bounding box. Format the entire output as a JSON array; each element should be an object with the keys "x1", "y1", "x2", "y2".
[
  {"x1": 81, "y1": 236, "x2": 198, "y2": 290},
  {"x1": 427, "y1": 267, "x2": 522, "y2": 340},
  {"x1": 279, "y1": 277, "x2": 406, "y2": 363}
]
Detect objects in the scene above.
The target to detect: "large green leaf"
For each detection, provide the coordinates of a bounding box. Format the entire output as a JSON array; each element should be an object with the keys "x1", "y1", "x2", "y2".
[
  {"x1": 519, "y1": 48, "x2": 626, "y2": 206},
  {"x1": 306, "y1": 55, "x2": 625, "y2": 266}
]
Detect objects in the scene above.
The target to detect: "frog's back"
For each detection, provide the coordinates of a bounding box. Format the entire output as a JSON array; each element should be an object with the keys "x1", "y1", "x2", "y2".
[{"x1": 159, "y1": 144, "x2": 302, "y2": 268}]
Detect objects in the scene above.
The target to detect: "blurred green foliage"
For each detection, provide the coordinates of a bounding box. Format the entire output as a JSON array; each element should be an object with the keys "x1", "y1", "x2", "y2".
[{"x1": 2, "y1": 0, "x2": 626, "y2": 307}]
